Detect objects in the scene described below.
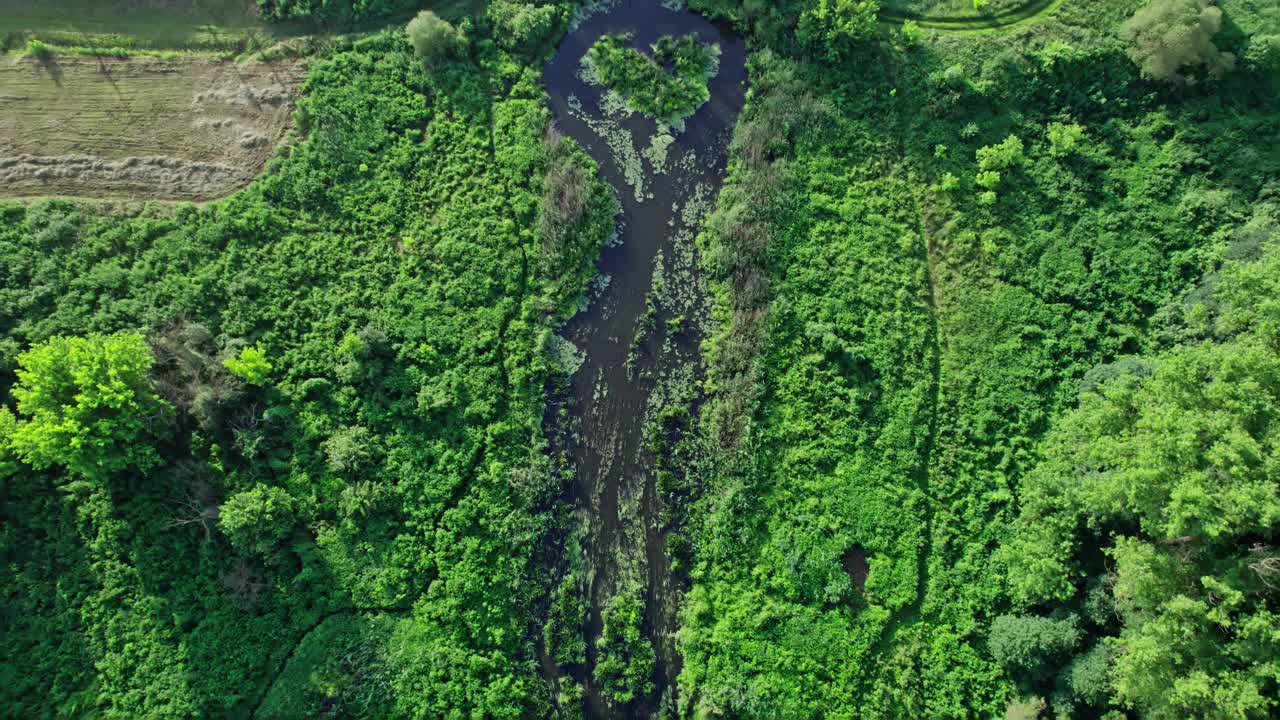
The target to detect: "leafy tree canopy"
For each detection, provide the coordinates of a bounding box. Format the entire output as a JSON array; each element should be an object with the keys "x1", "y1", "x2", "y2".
[
  {"x1": 7, "y1": 333, "x2": 165, "y2": 481},
  {"x1": 219, "y1": 485, "x2": 298, "y2": 556},
  {"x1": 1121, "y1": 0, "x2": 1235, "y2": 82},
  {"x1": 406, "y1": 10, "x2": 462, "y2": 61}
]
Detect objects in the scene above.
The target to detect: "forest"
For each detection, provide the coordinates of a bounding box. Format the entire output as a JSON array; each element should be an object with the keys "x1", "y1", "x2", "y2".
[{"x1": 1, "y1": 0, "x2": 1278, "y2": 718}]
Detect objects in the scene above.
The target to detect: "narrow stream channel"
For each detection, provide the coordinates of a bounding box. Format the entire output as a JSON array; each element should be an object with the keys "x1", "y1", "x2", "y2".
[{"x1": 542, "y1": 1, "x2": 746, "y2": 717}]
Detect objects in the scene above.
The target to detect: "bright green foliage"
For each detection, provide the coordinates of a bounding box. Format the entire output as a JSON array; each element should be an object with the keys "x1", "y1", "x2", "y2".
[
  {"x1": 26, "y1": 38, "x2": 52, "y2": 59},
  {"x1": 8, "y1": 333, "x2": 163, "y2": 481},
  {"x1": 676, "y1": 0, "x2": 1280, "y2": 716},
  {"x1": 899, "y1": 19, "x2": 923, "y2": 45},
  {"x1": 1004, "y1": 339, "x2": 1280, "y2": 602},
  {"x1": 223, "y1": 344, "x2": 273, "y2": 386},
  {"x1": 593, "y1": 589, "x2": 655, "y2": 704},
  {"x1": 976, "y1": 134, "x2": 1024, "y2": 171},
  {"x1": 3, "y1": 0, "x2": 1280, "y2": 714},
  {"x1": 988, "y1": 614, "x2": 1080, "y2": 673},
  {"x1": 797, "y1": 0, "x2": 879, "y2": 62},
  {"x1": 1045, "y1": 122, "x2": 1084, "y2": 156},
  {"x1": 586, "y1": 33, "x2": 720, "y2": 123},
  {"x1": 219, "y1": 485, "x2": 297, "y2": 556},
  {"x1": 1121, "y1": 0, "x2": 1234, "y2": 82},
  {"x1": 679, "y1": 50, "x2": 942, "y2": 718},
  {"x1": 406, "y1": 10, "x2": 461, "y2": 61},
  {"x1": 975, "y1": 169, "x2": 1001, "y2": 189}
]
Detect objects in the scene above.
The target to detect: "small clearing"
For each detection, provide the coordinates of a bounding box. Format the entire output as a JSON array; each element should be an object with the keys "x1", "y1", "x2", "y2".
[{"x1": 0, "y1": 53, "x2": 304, "y2": 200}]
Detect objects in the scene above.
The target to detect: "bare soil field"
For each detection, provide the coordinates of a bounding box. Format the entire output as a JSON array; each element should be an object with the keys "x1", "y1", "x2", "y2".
[{"x1": 0, "y1": 53, "x2": 303, "y2": 200}]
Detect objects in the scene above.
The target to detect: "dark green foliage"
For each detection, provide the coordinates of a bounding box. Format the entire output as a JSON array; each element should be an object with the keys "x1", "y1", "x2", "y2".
[
  {"x1": 1061, "y1": 643, "x2": 1110, "y2": 708},
  {"x1": 256, "y1": 0, "x2": 417, "y2": 22},
  {"x1": 257, "y1": 613, "x2": 396, "y2": 719},
  {"x1": 586, "y1": 33, "x2": 719, "y2": 123},
  {"x1": 1244, "y1": 33, "x2": 1280, "y2": 72},
  {"x1": 988, "y1": 614, "x2": 1081, "y2": 674}
]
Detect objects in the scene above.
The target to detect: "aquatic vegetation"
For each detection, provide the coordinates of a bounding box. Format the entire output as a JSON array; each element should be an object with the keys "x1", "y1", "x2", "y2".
[{"x1": 584, "y1": 32, "x2": 720, "y2": 124}]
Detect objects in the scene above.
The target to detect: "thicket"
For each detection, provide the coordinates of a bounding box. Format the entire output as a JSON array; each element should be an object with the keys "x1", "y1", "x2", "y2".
[{"x1": 0, "y1": 3, "x2": 615, "y2": 716}]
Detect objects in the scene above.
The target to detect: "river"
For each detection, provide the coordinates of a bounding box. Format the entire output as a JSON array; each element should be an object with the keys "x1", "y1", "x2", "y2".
[{"x1": 541, "y1": 1, "x2": 747, "y2": 717}]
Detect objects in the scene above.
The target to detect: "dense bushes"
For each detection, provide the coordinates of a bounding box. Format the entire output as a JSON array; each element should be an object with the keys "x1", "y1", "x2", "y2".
[
  {"x1": 998, "y1": 237, "x2": 1280, "y2": 718},
  {"x1": 593, "y1": 590, "x2": 656, "y2": 705}
]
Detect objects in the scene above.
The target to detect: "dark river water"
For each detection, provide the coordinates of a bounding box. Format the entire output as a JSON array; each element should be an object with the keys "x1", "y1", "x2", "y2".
[{"x1": 542, "y1": 1, "x2": 746, "y2": 717}]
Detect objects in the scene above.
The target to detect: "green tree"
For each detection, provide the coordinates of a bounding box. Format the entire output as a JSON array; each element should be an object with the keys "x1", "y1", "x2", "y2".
[
  {"x1": 406, "y1": 10, "x2": 461, "y2": 61},
  {"x1": 219, "y1": 485, "x2": 297, "y2": 556},
  {"x1": 977, "y1": 134, "x2": 1025, "y2": 172},
  {"x1": 0, "y1": 407, "x2": 18, "y2": 479},
  {"x1": 1244, "y1": 35, "x2": 1280, "y2": 74},
  {"x1": 223, "y1": 344, "x2": 273, "y2": 386},
  {"x1": 797, "y1": 0, "x2": 879, "y2": 62},
  {"x1": 324, "y1": 425, "x2": 374, "y2": 473},
  {"x1": 8, "y1": 333, "x2": 164, "y2": 480},
  {"x1": 487, "y1": 0, "x2": 562, "y2": 55},
  {"x1": 1120, "y1": 0, "x2": 1235, "y2": 82},
  {"x1": 1061, "y1": 643, "x2": 1111, "y2": 707},
  {"x1": 988, "y1": 614, "x2": 1082, "y2": 673}
]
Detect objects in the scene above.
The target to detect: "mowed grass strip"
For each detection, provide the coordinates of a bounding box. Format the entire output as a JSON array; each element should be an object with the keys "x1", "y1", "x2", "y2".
[{"x1": 0, "y1": 53, "x2": 304, "y2": 200}]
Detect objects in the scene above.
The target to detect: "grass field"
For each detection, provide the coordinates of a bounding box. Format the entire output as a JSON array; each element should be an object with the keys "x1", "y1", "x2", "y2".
[
  {"x1": 0, "y1": 53, "x2": 304, "y2": 200},
  {"x1": 0, "y1": 0, "x2": 275, "y2": 54}
]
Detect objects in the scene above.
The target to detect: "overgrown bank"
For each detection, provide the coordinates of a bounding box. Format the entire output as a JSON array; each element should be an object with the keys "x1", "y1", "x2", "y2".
[{"x1": 0, "y1": 4, "x2": 618, "y2": 716}]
